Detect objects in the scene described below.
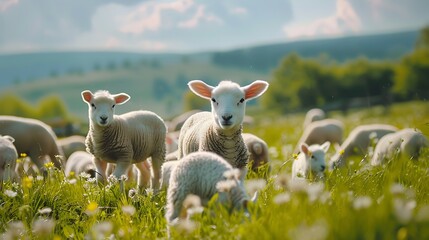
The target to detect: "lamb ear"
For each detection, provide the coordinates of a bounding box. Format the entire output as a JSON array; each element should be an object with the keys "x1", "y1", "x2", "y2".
[
  {"x1": 300, "y1": 143, "x2": 310, "y2": 155},
  {"x1": 321, "y1": 141, "x2": 331, "y2": 153},
  {"x1": 242, "y1": 80, "x2": 269, "y2": 100},
  {"x1": 3, "y1": 135, "x2": 15, "y2": 143},
  {"x1": 188, "y1": 80, "x2": 214, "y2": 100},
  {"x1": 81, "y1": 90, "x2": 93, "y2": 103},
  {"x1": 113, "y1": 93, "x2": 130, "y2": 105}
]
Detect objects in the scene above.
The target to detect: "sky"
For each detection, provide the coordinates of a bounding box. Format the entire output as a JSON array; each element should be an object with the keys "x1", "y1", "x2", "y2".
[{"x1": 0, "y1": 0, "x2": 428, "y2": 54}]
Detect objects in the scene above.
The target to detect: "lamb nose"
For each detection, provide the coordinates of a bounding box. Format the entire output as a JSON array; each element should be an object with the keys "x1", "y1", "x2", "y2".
[
  {"x1": 222, "y1": 115, "x2": 232, "y2": 121},
  {"x1": 100, "y1": 116, "x2": 108, "y2": 121}
]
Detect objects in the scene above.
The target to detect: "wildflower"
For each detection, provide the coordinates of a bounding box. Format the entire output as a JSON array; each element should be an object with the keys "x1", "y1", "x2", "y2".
[
  {"x1": 36, "y1": 175, "x2": 44, "y2": 181},
  {"x1": 20, "y1": 153, "x2": 27, "y2": 158},
  {"x1": 80, "y1": 172, "x2": 91, "y2": 179},
  {"x1": 273, "y1": 192, "x2": 291, "y2": 205},
  {"x1": 2, "y1": 221, "x2": 26, "y2": 240},
  {"x1": 128, "y1": 188, "x2": 137, "y2": 199},
  {"x1": 269, "y1": 147, "x2": 279, "y2": 158},
  {"x1": 353, "y1": 196, "x2": 373, "y2": 210},
  {"x1": 38, "y1": 207, "x2": 52, "y2": 215},
  {"x1": 69, "y1": 171, "x2": 75, "y2": 178},
  {"x1": 90, "y1": 221, "x2": 113, "y2": 239},
  {"x1": 274, "y1": 173, "x2": 290, "y2": 190},
  {"x1": 288, "y1": 178, "x2": 308, "y2": 193},
  {"x1": 307, "y1": 183, "x2": 325, "y2": 203},
  {"x1": 67, "y1": 178, "x2": 77, "y2": 185},
  {"x1": 22, "y1": 176, "x2": 33, "y2": 189},
  {"x1": 339, "y1": 149, "x2": 345, "y2": 156},
  {"x1": 120, "y1": 174, "x2": 128, "y2": 182},
  {"x1": 216, "y1": 179, "x2": 237, "y2": 193},
  {"x1": 85, "y1": 201, "x2": 99, "y2": 216},
  {"x1": 292, "y1": 153, "x2": 299, "y2": 160},
  {"x1": 107, "y1": 175, "x2": 118, "y2": 185},
  {"x1": 4, "y1": 189, "x2": 17, "y2": 198},
  {"x1": 182, "y1": 194, "x2": 203, "y2": 218},
  {"x1": 289, "y1": 220, "x2": 328, "y2": 240},
  {"x1": 121, "y1": 205, "x2": 136, "y2": 216},
  {"x1": 393, "y1": 198, "x2": 416, "y2": 224},
  {"x1": 223, "y1": 169, "x2": 241, "y2": 180},
  {"x1": 245, "y1": 179, "x2": 266, "y2": 196},
  {"x1": 44, "y1": 162, "x2": 55, "y2": 169},
  {"x1": 174, "y1": 219, "x2": 198, "y2": 234},
  {"x1": 32, "y1": 218, "x2": 55, "y2": 237}
]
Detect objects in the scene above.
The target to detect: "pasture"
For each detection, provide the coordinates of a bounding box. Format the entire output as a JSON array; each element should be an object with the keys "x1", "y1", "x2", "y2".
[{"x1": 1, "y1": 101, "x2": 429, "y2": 239}]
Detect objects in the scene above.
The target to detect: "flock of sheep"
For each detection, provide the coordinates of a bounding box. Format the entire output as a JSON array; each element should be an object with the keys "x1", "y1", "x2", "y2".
[{"x1": 1, "y1": 79, "x2": 428, "y2": 233}]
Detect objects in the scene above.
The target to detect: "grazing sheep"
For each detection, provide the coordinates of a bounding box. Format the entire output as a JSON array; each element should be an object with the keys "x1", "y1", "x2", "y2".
[
  {"x1": 165, "y1": 152, "x2": 252, "y2": 224},
  {"x1": 0, "y1": 135, "x2": 18, "y2": 182},
  {"x1": 177, "y1": 80, "x2": 269, "y2": 178},
  {"x1": 0, "y1": 116, "x2": 65, "y2": 173},
  {"x1": 371, "y1": 128, "x2": 429, "y2": 166},
  {"x1": 81, "y1": 90, "x2": 167, "y2": 190},
  {"x1": 242, "y1": 133, "x2": 270, "y2": 172},
  {"x1": 292, "y1": 141, "x2": 330, "y2": 180},
  {"x1": 303, "y1": 108, "x2": 326, "y2": 129},
  {"x1": 65, "y1": 151, "x2": 96, "y2": 178},
  {"x1": 330, "y1": 124, "x2": 398, "y2": 168},
  {"x1": 294, "y1": 119, "x2": 344, "y2": 154},
  {"x1": 58, "y1": 135, "x2": 86, "y2": 159}
]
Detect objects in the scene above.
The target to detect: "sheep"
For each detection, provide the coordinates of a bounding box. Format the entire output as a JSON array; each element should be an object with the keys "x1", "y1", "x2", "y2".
[
  {"x1": 294, "y1": 118, "x2": 344, "y2": 154},
  {"x1": 242, "y1": 133, "x2": 270, "y2": 172},
  {"x1": 160, "y1": 160, "x2": 179, "y2": 189},
  {"x1": 177, "y1": 80, "x2": 269, "y2": 178},
  {"x1": 168, "y1": 110, "x2": 201, "y2": 132},
  {"x1": 370, "y1": 128, "x2": 429, "y2": 166},
  {"x1": 57, "y1": 135, "x2": 86, "y2": 159},
  {"x1": 81, "y1": 90, "x2": 167, "y2": 190},
  {"x1": 330, "y1": 124, "x2": 398, "y2": 168},
  {"x1": 65, "y1": 151, "x2": 96, "y2": 178},
  {"x1": 292, "y1": 141, "x2": 330, "y2": 180},
  {"x1": 303, "y1": 108, "x2": 326, "y2": 129},
  {"x1": 0, "y1": 135, "x2": 18, "y2": 182},
  {"x1": 165, "y1": 151, "x2": 253, "y2": 224},
  {"x1": 0, "y1": 116, "x2": 65, "y2": 174}
]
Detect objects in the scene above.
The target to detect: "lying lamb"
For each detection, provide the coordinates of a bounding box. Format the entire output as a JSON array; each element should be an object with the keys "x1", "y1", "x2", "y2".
[
  {"x1": 0, "y1": 116, "x2": 65, "y2": 173},
  {"x1": 177, "y1": 80, "x2": 269, "y2": 179},
  {"x1": 165, "y1": 151, "x2": 254, "y2": 224},
  {"x1": 303, "y1": 108, "x2": 326, "y2": 129},
  {"x1": 294, "y1": 118, "x2": 343, "y2": 153},
  {"x1": 0, "y1": 135, "x2": 18, "y2": 182},
  {"x1": 65, "y1": 151, "x2": 96, "y2": 178},
  {"x1": 371, "y1": 128, "x2": 428, "y2": 166},
  {"x1": 330, "y1": 124, "x2": 398, "y2": 168},
  {"x1": 292, "y1": 141, "x2": 330, "y2": 180},
  {"x1": 81, "y1": 90, "x2": 167, "y2": 190}
]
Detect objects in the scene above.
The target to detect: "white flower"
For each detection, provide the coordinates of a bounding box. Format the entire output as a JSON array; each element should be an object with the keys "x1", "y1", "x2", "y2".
[
  {"x1": 268, "y1": 147, "x2": 279, "y2": 158},
  {"x1": 245, "y1": 179, "x2": 266, "y2": 196},
  {"x1": 182, "y1": 194, "x2": 204, "y2": 218},
  {"x1": 393, "y1": 198, "x2": 416, "y2": 224},
  {"x1": 67, "y1": 178, "x2": 77, "y2": 185},
  {"x1": 273, "y1": 193, "x2": 291, "y2": 205},
  {"x1": 288, "y1": 178, "x2": 308, "y2": 193},
  {"x1": 353, "y1": 196, "x2": 373, "y2": 210},
  {"x1": 107, "y1": 175, "x2": 118, "y2": 185},
  {"x1": 120, "y1": 174, "x2": 128, "y2": 182},
  {"x1": 4, "y1": 190, "x2": 17, "y2": 198},
  {"x1": 79, "y1": 172, "x2": 91, "y2": 179},
  {"x1": 91, "y1": 221, "x2": 113, "y2": 239},
  {"x1": 38, "y1": 207, "x2": 52, "y2": 215},
  {"x1": 307, "y1": 183, "x2": 325, "y2": 203},
  {"x1": 36, "y1": 175, "x2": 44, "y2": 181},
  {"x1": 223, "y1": 169, "x2": 241, "y2": 180},
  {"x1": 2, "y1": 221, "x2": 26, "y2": 240},
  {"x1": 216, "y1": 179, "x2": 237, "y2": 193},
  {"x1": 32, "y1": 218, "x2": 55, "y2": 237},
  {"x1": 128, "y1": 188, "x2": 137, "y2": 199},
  {"x1": 121, "y1": 205, "x2": 136, "y2": 216},
  {"x1": 274, "y1": 173, "x2": 290, "y2": 190},
  {"x1": 174, "y1": 219, "x2": 198, "y2": 234},
  {"x1": 289, "y1": 220, "x2": 329, "y2": 240}
]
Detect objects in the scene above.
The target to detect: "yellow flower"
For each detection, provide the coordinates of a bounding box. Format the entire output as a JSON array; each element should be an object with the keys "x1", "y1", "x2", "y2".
[
  {"x1": 293, "y1": 153, "x2": 299, "y2": 160},
  {"x1": 20, "y1": 153, "x2": 27, "y2": 158},
  {"x1": 339, "y1": 149, "x2": 345, "y2": 156},
  {"x1": 69, "y1": 171, "x2": 75, "y2": 178},
  {"x1": 44, "y1": 162, "x2": 55, "y2": 169},
  {"x1": 85, "y1": 201, "x2": 99, "y2": 216},
  {"x1": 23, "y1": 176, "x2": 33, "y2": 189}
]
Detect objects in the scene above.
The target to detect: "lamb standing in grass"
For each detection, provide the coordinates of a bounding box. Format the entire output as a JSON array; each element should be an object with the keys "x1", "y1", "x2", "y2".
[
  {"x1": 330, "y1": 124, "x2": 398, "y2": 169},
  {"x1": 177, "y1": 80, "x2": 269, "y2": 178},
  {"x1": 58, "y1": 135, "x2": 86, "y2": 159},
  {"x1": 294, "y1": 119, "x2": 343, "y2": 153},
  {"x1": 65, "y1": 151, "x2": 96, "y2": 178},
  {"x1": 81, "y1": 90, "x2": 167, "y2": 190},
  {"x1": 0, "y1": 135, "x2": 18, "y2": 182},
  {"x1": 303, "y1": 108, "x2": 326, "y2": 129},
  {"x1": 242, "y1": 133, "x2": 270, "y2": 172},
  {"x1": 165, "y1": 151, "x2": 252, "y2": 224},
  {"x1": 0, "y1": 116, "x2": 65, "y2": 173},
  {"x1": 292, "y1": 142, "x2": 330, "y2": 180},
  {"x1": 371, "y1": 128, "x2": 428, "y2": 166}
]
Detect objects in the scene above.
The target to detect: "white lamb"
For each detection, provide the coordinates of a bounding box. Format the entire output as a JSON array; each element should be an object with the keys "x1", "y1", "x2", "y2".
[
  {"x1": 292, "y1": 141, "x2": 330, "y2": 180},
  {"x1": 371, "y1": 128, "x2": 429, "y2": 166},
  {"x1": 303, "y1": 108, "x2": 326, "y2": 129},
  {"x1": 0, "y1": 135, "x2": 18, "y2": 182},
  {"x1": 165, "y1": 151, "x2": 253, "y2": 224},
  {"x1": 81, "y1": 90, "x2": 167, "y2": 190},
  {"x1": 294, "y1": 118, "x2": 343, "y2": 154},
  {"x1": 58, "y1": 135, "x2": 86, "y2": 159},
  {"x1": 177, "y1": 80, "x2": 269, "y2": 178},
  {"x1": 330, "y1": 124, "x2": 398, "y2": 169},
  {"x1": 242, "y1": 133, "x2": 270, "y2": 172},
  {"x1": 65, "y1": 151, "x2": 96, "y2": 178}
]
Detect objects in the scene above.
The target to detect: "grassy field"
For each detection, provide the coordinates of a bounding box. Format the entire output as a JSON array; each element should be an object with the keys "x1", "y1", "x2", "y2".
[{"x1": 1, "y1": 101, "x2": 429, "y2": 239}]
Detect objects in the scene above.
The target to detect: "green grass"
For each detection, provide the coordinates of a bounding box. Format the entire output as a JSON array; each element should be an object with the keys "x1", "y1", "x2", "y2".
[{"x1": 1, "y1": 101, "x2": 429, "y2": 239}]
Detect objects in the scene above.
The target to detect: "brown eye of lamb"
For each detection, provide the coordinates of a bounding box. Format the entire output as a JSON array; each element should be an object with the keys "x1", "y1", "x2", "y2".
[
  {"x1": 112, "y1": 104, "x2": 115, "y2": 109},
  {"x1": 237, "y1": 98, "x2": 245, "y2": 105}
]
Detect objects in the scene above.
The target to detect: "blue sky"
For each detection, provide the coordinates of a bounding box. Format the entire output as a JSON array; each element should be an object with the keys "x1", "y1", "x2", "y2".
[{"x1": 0, "y1": 0, "x2": 428, "y2": 53}]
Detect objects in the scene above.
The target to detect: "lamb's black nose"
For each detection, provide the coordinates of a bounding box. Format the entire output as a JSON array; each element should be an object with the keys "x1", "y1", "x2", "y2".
[
  {"x1": 100, "y1": 116, "x2": 108, "y2": 122},
  {"x1": 222, "y1": 115, "x2": 232, "y2": 121}
]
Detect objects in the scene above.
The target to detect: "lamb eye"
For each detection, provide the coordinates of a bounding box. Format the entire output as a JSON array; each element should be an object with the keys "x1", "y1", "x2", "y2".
[
  {"x1": 112, "y1": 104, "x2": 115, "y2": 109},
  {"x1": 211, "y1": 98, "x2": 216, "y2": 103},
  {"x1": 91, "y1": 103, "x2": 96, "y2": 109},
  {"x1": 240, "y1": 98, "x2": 245, "y2": 103}
]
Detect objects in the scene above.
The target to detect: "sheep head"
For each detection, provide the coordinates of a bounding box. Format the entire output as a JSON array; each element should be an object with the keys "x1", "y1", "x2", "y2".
[
  {"x1": 81, "y1": 90, "x2": 130, "y2": 127},
  {"x1": 300, "y1": 141, "x2": 330, "y2": 175},
  {"x1": 188, "y1": 80, "x2": 268, "y2": 132}
]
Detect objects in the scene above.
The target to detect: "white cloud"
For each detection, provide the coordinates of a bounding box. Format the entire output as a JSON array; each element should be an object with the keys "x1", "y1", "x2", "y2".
[
  {"x1": 230, "y1": 7, "x2": 248, "y2": 15},
  {"x1": 284, "y1": 0, "x2": 362, "y2": 39},
  {"x1": 178, "y1": 5, "x2": 222, "y2": 29},
  {"x1": 0, "y1": 0, "x2": 18, "y2": 12}
]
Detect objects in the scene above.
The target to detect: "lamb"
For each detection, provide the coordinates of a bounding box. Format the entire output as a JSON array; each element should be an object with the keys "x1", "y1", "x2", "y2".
[
  {"x1": 242, "y1": 133, "x2": 270, "y2": 172},
  {"x1": 330, "y1": 124, "x2": 398, "y2": 168},
  {"x1": 292, "y1": 141, "x2": 330, "y2": 180},
  {"x1": 160, "y1": 160, "x2": 179, "y2": 188},
  {"x1": 294, "y1": 118, "x2": 344, "y2": 153},
  {"x1": 58, "y1": 135, "x2": 86, "y2": 159},
  {"x1": 370, "y1": 128, "x2": 429, "y2": 166},
  {"x1": 177, "y1": 80, "x2": 269, "y2": 178},
  {"x1": 303, "y1": 108, "x2": 326, "y2": 129},
  {"x1": 0, "y1": 116, "x2": 65, "y2": 173},
  {"x1": 65, "y1": 151, "x2": 96, "y2": 178},
  {"x1": 81, "y1": 90, "x2": 167, "y2": 190},
  {"x1": 165, "y1": 151, "x2": 253, "y2": 224},
  {"x1": 0, "y1": 135, "x2": 18, "y2": 182}
]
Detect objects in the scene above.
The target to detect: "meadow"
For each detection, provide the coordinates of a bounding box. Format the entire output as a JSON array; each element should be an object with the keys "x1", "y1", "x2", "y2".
[{"x1": 1, "y1": 101, "x2": 429, "y2": 239}]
